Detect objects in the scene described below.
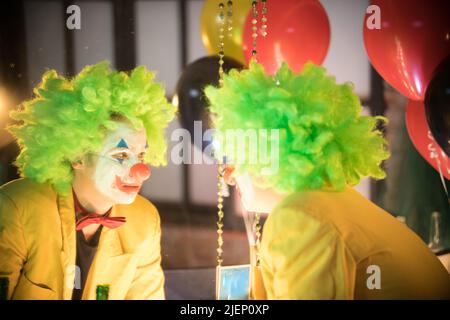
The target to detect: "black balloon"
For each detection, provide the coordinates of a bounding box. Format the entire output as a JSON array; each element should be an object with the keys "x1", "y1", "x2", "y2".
[
  {"x1": 175, "y1": 56, "x2": 243, "y2": 152},
  {"x1": 425, "y1": 55, "x2": 450, "y2": 157}
]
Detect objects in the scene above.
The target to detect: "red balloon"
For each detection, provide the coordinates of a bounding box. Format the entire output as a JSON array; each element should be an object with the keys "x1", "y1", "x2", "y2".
[
  {"x1": 406, "y1": 100, "x2": 450, "y2": 179},
  {"x1": 243, "y1": 0, "x2": 330, "y2": 74},
  {"x1": 364, "y1": 0, "x2": 450, "y2": 101}
]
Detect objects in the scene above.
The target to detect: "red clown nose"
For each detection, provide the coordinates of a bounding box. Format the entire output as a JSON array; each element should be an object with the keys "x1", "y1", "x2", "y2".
[{"x1": 129, "y1": 163, "x2": 151, "y2": 181}]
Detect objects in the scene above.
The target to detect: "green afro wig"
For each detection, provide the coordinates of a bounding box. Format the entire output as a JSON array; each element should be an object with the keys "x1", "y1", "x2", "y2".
[
  {"x1": 205, "y1": 61, "x2": 390, "y2": 194},
  {"x1": 8, "y1": 61, "x2": 176, "y2": 194}
]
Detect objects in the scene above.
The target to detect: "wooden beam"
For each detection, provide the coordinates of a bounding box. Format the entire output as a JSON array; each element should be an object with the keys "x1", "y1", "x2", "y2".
[
  {"x1": 113, "y1": 0, "x2": 136, "y2": 71},
  {"x1": 63, "y1": 0, "x2": 76, "y2": 76}
]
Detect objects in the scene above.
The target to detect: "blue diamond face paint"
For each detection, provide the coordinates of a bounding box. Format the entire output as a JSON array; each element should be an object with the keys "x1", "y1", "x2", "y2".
[{"x1": 117, "y1": 138, "x2": 129, "y2": 149}]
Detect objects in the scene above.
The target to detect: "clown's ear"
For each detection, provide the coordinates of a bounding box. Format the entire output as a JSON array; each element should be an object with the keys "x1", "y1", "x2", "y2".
[{"x1": 71, "y1": 158, "x2": 85, "y2": 170}]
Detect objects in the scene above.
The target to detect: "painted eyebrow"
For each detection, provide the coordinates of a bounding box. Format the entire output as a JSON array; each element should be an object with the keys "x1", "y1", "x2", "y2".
[{"x1": 116, "y1": 138, "x2": 129, "y2": 149}]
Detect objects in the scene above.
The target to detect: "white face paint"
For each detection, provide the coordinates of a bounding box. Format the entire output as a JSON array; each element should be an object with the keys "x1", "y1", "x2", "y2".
[{"x1": 92, "y1": 122, "x2": 148, "y2": 205}]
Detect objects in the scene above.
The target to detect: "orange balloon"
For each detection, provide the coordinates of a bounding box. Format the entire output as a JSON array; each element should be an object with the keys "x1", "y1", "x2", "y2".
[{"x1": 200, "y1": 0, "x2": 251, "y2": 65}]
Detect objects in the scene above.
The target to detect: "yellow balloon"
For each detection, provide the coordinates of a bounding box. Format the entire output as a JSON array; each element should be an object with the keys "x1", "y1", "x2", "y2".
[{"x1": 200, "y1": 0, "x2": 251, "y2": 65}]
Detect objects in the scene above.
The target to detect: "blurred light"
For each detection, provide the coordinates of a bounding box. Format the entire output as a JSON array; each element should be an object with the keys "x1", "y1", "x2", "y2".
[
  {"x1": 274, "y1": 42, "x2": 283, "y2": 69},
  {"x1": 201, "y1": 33, "x2": 210, "y2": 49},
  {"x1": 171, "y1": 94, "x2": 179, "y2": 108},
  {"x1": 189, "y1": 88, "x2": 200, "y2": 98},
  {"x1": 412, "y1": 20, "x2": 423, "y2": 28},
  {"x1": 0, "y1": 91, "x2": 4, "y2": 112},
  {"x1": 413, "y1": 73, "x2": 422, "y2": 96},
  {"x1": 212, "y1": 138, "x2": 221, "y2": 152},
  {"x1": 0, "y1": 87, "x2": 11, "y2": 119}
]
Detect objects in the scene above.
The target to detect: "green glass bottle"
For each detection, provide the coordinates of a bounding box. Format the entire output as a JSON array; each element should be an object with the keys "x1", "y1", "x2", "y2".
[
  {"x1": 0, "y1": 277, "x2": 9, "y2": 300},
  {"x1": 96, "y1": 284, "x2": 109, "y2": 300}
]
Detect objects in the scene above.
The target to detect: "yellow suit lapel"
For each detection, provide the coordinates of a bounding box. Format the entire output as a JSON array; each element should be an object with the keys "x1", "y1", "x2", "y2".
[
  {"x1": 56, "y1": 195, "x2": 131, "y2": 300},
  {"x1": 82, "y1": 205, "x2": 131, "y2": 300},
  {"x1": 56, "y1": 192, "x2": 77, "y2": 300}
]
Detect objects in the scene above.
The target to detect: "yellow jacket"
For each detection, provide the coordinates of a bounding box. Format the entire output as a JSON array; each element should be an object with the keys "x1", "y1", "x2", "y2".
[
  {"x1": 0, "y1": 178, "x2": 165, "y2": 300},
  {"x1": 260, "y1": 187, "x2": 450, "y2": 299}
]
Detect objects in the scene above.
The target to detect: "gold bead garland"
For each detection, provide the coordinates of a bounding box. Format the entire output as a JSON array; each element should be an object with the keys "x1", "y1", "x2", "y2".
[{"x1": 251, "y1": 0, "x2": 258, "y2": 59}]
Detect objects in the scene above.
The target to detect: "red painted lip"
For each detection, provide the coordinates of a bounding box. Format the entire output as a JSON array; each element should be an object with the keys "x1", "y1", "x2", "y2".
[{"x1": 115, "y1": 176, "x2": 141, "y2": 194}]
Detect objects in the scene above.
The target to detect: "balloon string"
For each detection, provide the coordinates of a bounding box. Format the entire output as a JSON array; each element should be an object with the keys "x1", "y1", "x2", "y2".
[{"x1": 427, "y1": 131, "x2": 450, "y2": 204}]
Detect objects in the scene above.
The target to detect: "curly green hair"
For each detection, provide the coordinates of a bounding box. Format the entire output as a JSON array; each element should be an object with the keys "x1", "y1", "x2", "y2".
[
  {"x1": 205, "y1": 61, "x2": 390, "y2": 193},
  {"x1": 8, "y1": 61, "x2": 176, "y2": 194}
]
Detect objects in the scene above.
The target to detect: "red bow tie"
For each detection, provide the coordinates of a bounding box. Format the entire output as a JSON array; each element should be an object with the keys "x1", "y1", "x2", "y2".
[
  {"x1": 73, "y1": 190, "x2": 126, "y2": 231},
  {"x1": 76, "y1": 214, "x2": 126, "y2": 231}
]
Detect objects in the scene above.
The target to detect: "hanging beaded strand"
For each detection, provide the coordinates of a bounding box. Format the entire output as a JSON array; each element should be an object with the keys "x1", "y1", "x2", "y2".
[
  {"x1": 216, "y1": 163, "x2": 225, "y2": 267},
  {"x1": 251, "y1": 0, "x2": 258, "y2": 60},
  {"x1": 254, "y1": 212, "x2": 262, "y2": 266},
  {"x1": 216, "y1": 2, "x2": 229, "y2": 268},
  {"x1": 227, "y1": 1, "x2": 233, "y2": 38},
  {"x1": 261, "y1": 0, "x2": 267, "y2": 37},
  {"x1": 218, "y1": 2, "x2": 225, "y2": 87},
  {"x1": 251, "y1": 0, "x2": 266, "y2": 269}
]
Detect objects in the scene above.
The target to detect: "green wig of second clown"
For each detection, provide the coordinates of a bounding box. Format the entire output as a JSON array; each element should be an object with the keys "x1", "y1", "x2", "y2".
[
  {"x1": 205, "y1": 61, "x2": 390, "y2": 194},
  {"x1": 8, "y1": 61, "x2": 176, "y2": 194}
]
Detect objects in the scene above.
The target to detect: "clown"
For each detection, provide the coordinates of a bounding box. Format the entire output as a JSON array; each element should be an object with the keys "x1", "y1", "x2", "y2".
[
  {"x1": 205, "y1": 62, "x2": 450, "y2": 299},
  {"x1": 0, "y1": 62, "x2": 176, "y2": 299}
]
